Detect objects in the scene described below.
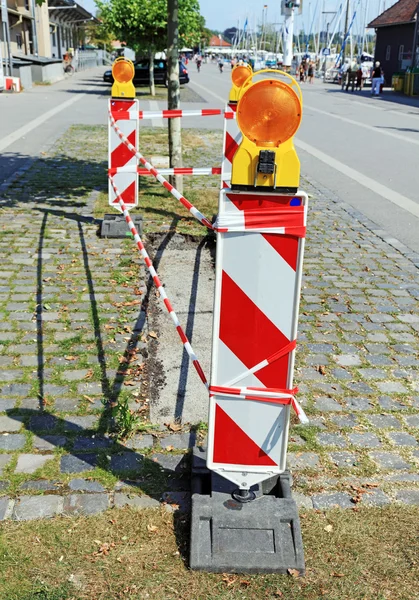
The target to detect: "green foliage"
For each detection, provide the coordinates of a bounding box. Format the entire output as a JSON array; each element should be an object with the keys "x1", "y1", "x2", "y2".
[
  {"x1": 84, "y1": 15, "x2": 115, "y2": 49},
  {"x1": 108, "y1": 394, "x2": 141, "y2": 440},
  {"x1": 95, "y1": 0, "x2": 205, "y2": 54}
]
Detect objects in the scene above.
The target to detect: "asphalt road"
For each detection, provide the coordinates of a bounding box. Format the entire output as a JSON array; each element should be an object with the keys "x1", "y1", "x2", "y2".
[
  {"x1": 0, "y1": 68, "x2": 108, "y2": 187},
  {"x1": 1, "y1": 64, "x2": 419, "y2": 253},
  {"x1": 186, "y1": 64, "x2": 419, "y2": 254}
]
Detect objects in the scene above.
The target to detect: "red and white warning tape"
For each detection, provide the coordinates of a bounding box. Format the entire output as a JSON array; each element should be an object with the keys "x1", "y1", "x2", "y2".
[
  {"x1": 110, "y1": 108, "x2": 229, "y2": 121},
  {"x1": 109, "y1": 109, "x2": 214, "y2": 231},
  {"x1": 209, "y1": 385, "x2": 308, "y2": 424},
  {"x1": 109, "y1": 166, "x2": 222, "y2": 176},
  {"x1": 108, "y1": 174, "x2": 209, "y2": 389},
  {"x1": 108, "y1": 110, "x2": 308, "y2": 423}
]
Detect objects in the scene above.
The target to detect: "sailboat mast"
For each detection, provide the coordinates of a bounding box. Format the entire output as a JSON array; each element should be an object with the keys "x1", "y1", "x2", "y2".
[{"x1": 343, "y1": 0, "x2": 350, "y2": 61}]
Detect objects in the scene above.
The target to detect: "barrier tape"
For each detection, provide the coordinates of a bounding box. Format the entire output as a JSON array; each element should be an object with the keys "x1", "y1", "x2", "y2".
[
  {"x1": 225, "y1": 340, "x2": 297, "y2": 387},
  {"x1": 110, "y1": 108, "x2": 231, "y2": 121},
  {"x1": 108, "y1": 174, "x2": 209, "y2": 389},
  {"x1": 109, "y1": 109, "x2": 214, "y2": 231},
  {"x1": 214, "y1": 208, "x2": 306, "y2": 237},
  {"x1": 108, "y1": 110, "x2": 307, "y2": 423},
  {"x1": 209, "y1": 385, "x2": 309, "y2": 424},
  {"x1": 109, "y1": 166, "x2": 222, "y2": 177}
]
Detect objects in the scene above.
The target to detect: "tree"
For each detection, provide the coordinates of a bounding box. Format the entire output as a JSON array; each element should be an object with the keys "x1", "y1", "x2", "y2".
[
  {"x1": 168, "y1": 0, "x2": 182, "y2": 193},
  {"x1": 84, "y1": 16, "x2": 114, "y2": 50},
  {"x1": 96, "y1": 0, "x2": 203, "y2": 96}
]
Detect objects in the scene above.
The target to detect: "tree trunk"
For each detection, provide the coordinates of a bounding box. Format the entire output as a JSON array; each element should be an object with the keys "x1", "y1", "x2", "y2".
[
  {"x1": 167, "y1": 0, "x2": 183, "y2": 194},
  {"x1": 149, "y1": 47, "x2": 155, "y2": 97}
]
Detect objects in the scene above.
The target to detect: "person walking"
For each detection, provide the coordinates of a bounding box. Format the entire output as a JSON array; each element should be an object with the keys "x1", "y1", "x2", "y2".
[
  {"x1": 371, "y1": 61, "x2": 382, "y2": 96},
  {"x1": 356, "y1": 66, "x2": 363, "y2": 90},
  {"x1": 308, "y1": 62, "x2": 314, "y2": 84}
]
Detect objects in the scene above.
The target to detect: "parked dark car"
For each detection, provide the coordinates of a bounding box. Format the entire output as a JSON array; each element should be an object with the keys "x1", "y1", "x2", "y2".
[{"x1": 103, "y1": 59, "x2": 189, "y2": 86}]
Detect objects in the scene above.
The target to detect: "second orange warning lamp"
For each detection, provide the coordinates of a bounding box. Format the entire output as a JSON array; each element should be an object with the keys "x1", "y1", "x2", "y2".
[{"x1": 230, "y1": 64, "x2": 302, "y2": 193}]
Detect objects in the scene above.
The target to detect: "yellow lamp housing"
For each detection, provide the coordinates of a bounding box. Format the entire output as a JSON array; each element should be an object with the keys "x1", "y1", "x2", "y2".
[
  {"x1": 111, "y1": 57, "x2": 136, "y2": 98},
  {"x1": 229, "y1": 63, "x2": 253, "y2": 103},
  {"x1": 231, "y1": 70, "x2": 302, "y2": 193}
]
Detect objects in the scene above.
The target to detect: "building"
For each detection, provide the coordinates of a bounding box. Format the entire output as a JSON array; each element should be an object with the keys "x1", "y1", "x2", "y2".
[
  {"x1": 46, "y1": 0, "x2": 97, "y2": 59},
  {"x1": 0, "y1": 0, "x2": 96, "y2": 60},
  {"x1": 2, "y1": 0, "x2": 36, "y2": 56},
  {"x1": 368, "y1": 0, "x2": 419, "y2": 81},
  {"x1": 206, "y1": 34, "x2": 232, "y2": 53}
]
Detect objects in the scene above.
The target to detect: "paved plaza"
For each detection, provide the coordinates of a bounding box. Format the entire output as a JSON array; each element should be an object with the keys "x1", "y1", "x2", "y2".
[{"x1": 0, "y1": 118, "x2": 418, "y2": 519}]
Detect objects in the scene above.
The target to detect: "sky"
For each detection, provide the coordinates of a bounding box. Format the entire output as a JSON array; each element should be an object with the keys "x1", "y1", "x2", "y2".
[
  {"x1": 79, "y1": 0, "x2": 399, "y2": 40},
  {"x1": 198, "y1": 0, "x2": 398, "y2": 37}
]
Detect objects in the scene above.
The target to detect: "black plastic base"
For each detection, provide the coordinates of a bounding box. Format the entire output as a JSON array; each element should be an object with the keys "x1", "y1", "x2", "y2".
[
  {"x1": 230, "y1": 184, "x2": 299, "y2": 194},
  {"x1": 100, "y1": 214, "x2": 143, "y2": 238},
  {"x1": 190, "y1": 447, "x2": 305, "y2": 574}
]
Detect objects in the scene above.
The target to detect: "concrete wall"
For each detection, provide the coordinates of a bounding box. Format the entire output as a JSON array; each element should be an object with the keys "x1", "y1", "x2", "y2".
[
  {"x1": 12, "y1": 63, "x2": 32, "y2": 89},
  {"x1": 30, "y1": 62, "x2": 63, "y2": 83}
]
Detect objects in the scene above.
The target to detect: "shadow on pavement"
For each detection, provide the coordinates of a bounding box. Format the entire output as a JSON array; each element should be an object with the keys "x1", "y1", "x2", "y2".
[
  {"x1": 322, "y1": 86, "x2": 419, "y2": 110},
  {"x1": 376, "y1": 125, "x2": 419, "y2": 133},
  {"x1": 6, "y1": 409, "x2": 194, "y2": 500},
  {"x1": 0, "y1": 152, "x2": 106, "y2": 198},
  {"x1": 175, "y1": 238, "x2": 207, "y2": 421}
]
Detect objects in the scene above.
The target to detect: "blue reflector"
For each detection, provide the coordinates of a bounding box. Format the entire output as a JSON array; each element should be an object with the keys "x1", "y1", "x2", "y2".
[{"x1": 290, "y1": 198, "x2": 301, "y2": 206}]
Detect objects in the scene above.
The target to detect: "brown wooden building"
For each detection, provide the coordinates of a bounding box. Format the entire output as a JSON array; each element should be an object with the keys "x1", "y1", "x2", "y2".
[{"x1": 368, "y1": 0, "x2": 419, "y2": 82}]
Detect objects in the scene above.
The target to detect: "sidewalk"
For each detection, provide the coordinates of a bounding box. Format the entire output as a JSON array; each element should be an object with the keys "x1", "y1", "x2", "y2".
[{"x1": 0, "y1": 122, "x2": 418, "y2": 522}]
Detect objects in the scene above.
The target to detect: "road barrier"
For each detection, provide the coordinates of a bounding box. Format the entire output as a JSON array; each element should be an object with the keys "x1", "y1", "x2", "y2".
[{"x1": 107, "y1": 60, "x2": 309, "y2": 575}]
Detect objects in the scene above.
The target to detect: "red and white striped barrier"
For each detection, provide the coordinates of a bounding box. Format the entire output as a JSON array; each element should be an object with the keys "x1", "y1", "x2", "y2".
[
  {"x1": 108, "y1": 98, "x2": 139, "y2": 211},
  {"x1": 108, "y1": 109, "x2": 213, "y2": 230},
  {"x1": 108, "y1": 107, "x2": 309, "y2": 455},
  {"x1": 206, "y1": 190, "x2": 308, "y2": 489},
  {"x1": 4, "y1": 77, "x2": 21, "y2": 92},
  {"x1": 109, "y1": 166, "x2": 221, "y2": 176},
  {"x1": 109, "y1": 108, "x2": 225, "y2": 121},
  {"x1": 108, "y1": 174, "x2": 208, "y2": 389},
  {"x1": 221, "y1": 104, "x2": 241, "y2": 188}
]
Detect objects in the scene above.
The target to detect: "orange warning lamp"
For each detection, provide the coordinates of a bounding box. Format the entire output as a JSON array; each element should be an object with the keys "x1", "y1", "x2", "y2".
[
  {"x1": 229, "y1": 63, "x2": 252, "y2": 103},
  {"x1": 111, "y1": 57, "x2": 136, "y2": 98},
  {"x1": 231, "y1": 70, "x2": 302, "y2": 192}
]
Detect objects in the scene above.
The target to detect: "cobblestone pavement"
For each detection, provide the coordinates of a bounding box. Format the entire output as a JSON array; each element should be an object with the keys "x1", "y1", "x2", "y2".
[{"x1": 0, "y1": 126, "x2": 418, "y2": 520}]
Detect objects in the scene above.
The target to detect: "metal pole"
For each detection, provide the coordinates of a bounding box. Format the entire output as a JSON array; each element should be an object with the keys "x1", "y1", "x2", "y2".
[
  {"x1": 30, "y1": 0, "x2": 38, "y2": 55},
  {"x1": 283, "y1": 7, "x2": 294, "y2": 67},
  {"x1": 5, "y1": 19, "x2": 12, "y2": 77}
]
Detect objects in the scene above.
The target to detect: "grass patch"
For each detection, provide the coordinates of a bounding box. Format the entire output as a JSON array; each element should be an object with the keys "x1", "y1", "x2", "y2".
[
  {"x1": 95, "y1": 127, "x2": 221, "y2": 235},
  {"x1": 95, "y1": 186, "x2": 218, "y2": 236},
  {"x1": 0, "y1": 505, "x2": 418, "y2": 599}
]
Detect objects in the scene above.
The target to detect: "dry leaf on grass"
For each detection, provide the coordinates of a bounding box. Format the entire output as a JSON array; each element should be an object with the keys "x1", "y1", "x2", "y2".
[
  {"x1": 331, "y1": 572, "x2": 345, "y2": 577},
  {"x1": 147, "y1": 524, "x2": 158, "y2": 533},
  {"x1": 165, "y1": 445, "x2": 175, "y2": 452},
  {"x1": 92, "y1": 541, "x2": 115, "y2": 557},
  {"x1": 324, "y1": 524, "x2": 333, "y2": 533},
  {"x1": 165, "y1": 422, "x2": 182, "y2": 432},
  {"x1": 222, "y1": 574, "x2": 237, "y2": 587},
  {"x1": 83, "y1": 395, "x2": 95, "y2": 404},
  {"x1": 317, "y1": 365, "x2": 327, "y2": 375},
  {"x1": 148, "y1": 331, "x2": 158, "y2": 339},
  {"x1": 65, "y1": 355, "x2": 77, "y2": 361},
  {"x1": 84, "y1": 369, "x2": 93, "y2": 380},
  {"x1": 287, "y1": 568, "x2": 300, "y2": 577}
]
